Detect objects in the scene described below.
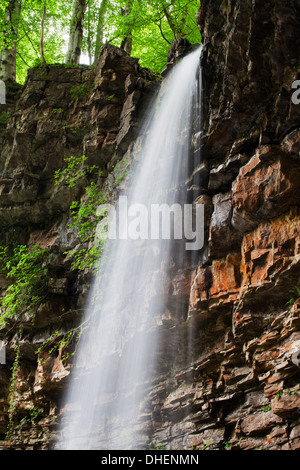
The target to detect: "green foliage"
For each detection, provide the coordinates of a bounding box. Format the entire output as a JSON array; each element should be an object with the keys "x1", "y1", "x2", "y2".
[
  {"x1": 101, "y1": 0, "x2": 202, "y2": 72},
  {"x1": 263, "y1": 405, "x2": 271, "y2": 412},
  {"x1": 1, "y1": 0, "x2": 201, "y2": 83},
  {"x1": 62, "y1": 123, "x2": 88, "y2": 135},
  {"x1": 52, "y1": 107, "x2": 63, "y2": 115},
  {"x1": 147, "y1": 440, "x2": 165, "y2": 450},
  {"x1": 64, "y1": 153, "x2": 132, "y2": 272},
  {"x1": 69, "y1": 83, "x2": 93, "y2": 99},
  {"x1": 287, "y1": 285, "x2": 300, "y2": 309},
  {"x1": 68, "y1": 181, "x2": 107, "y2": 271},
  {"x1": 27, "y1": 406, "x2": 45, "y2": 424},
  {"x1": 0, "y1": 244, "x2": 49, "y2": 326},
  {"x1": 36, "y1": 328, "x2": 82, "y2": 365},
  {"x1": 6, "y1": 344, "x2": 45, "y2": 438},
  {"x1": 16, "y1": 0, "x2": 72, "y2": 83},
  {"x1": 112, "y1": 156, "x2": 129, "y2": 187},
  {"x1": 81, "y1": 0, "x2": 202, "y2": 73},
  {"x1": 0, "y1": 111, "x2": 11, "y2": 124},
  {"x1": 54, "y1": 155, "x2": 99, "y2": 188},
  {"x1": 54, "y1": 155, "x2": 110, "y2": 272},
  {"x1": 20, "y1": 406, "x2": 45, "y2": 426}
]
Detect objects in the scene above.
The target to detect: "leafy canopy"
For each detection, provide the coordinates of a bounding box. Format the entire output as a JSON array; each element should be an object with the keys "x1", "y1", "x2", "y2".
[
  {"x1": 0, "y1": 0, "x2": 201, "y2": 83},
  {"x1": 82, "y1": 0, "x2": 201, "y2": 71}
]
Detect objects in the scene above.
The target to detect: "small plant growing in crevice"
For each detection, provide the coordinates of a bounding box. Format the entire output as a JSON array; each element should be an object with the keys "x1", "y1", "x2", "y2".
[
  {"x1": 146, "y1": 439, "x2": 165, "y2": 450},
  {"x1": 68, "y1": 182, "x2": 108, "y2": 272},
  {"x1": 52, "y1": 107, "x2": 63, "y2": 118},
  {"x1": 54, "y1": 155, "x2": 99, "y2": 188},
  {"x1": 112, "y1": 156, "x2": 129, "y2": 188},
  {"x1": 286, "y1": 285, "x2": 300, "y2": 309},
  {"x1": 263, "y1": 405, "x2": 271, "y2": 412},
  {"x1": 69, "y1": 83, "x2": 92, "y2": 99},
  {"x1": 36, "y1": 328, "x2": 82, "y2": 365},
  {"x1": 0, "y1": 111, "x2": 11, "y2": 125},
  {"x1": 62, "y1": 123, "x2": 88, "y2": 135}
]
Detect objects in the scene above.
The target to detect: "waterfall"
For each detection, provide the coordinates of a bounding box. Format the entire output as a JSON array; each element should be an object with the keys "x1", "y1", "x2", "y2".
[{"x1": 57, "y1": 45, "x2": 203, "y2": 450}]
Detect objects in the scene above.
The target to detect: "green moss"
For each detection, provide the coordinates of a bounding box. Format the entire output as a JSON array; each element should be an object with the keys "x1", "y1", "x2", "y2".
[
  {"x1": 287, "y1": 285, "x2": 300, "y2": 309},
  {"x1": 69, "y1": 83, "x2": 93, "y2": 99}
]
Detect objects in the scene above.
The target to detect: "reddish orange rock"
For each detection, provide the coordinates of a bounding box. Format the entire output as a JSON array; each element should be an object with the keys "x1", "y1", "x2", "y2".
[
  {"x1": 210, "y1": 254, "x2": 241, "y2": 298},
  {"x1": 240, "y1": 213, "x2": 300, "y2": 288},
  {"x1": 271, "y1": 393, "x2": 300, "y2": 418},
  {"x1": 232, "y1": 147, "x2": 300, "y2": 232}
]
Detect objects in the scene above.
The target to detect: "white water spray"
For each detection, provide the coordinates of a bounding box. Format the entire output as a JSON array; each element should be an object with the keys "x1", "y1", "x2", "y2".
[{"x1": 57, "y1": 45, "x2": 203, "y2": 450}]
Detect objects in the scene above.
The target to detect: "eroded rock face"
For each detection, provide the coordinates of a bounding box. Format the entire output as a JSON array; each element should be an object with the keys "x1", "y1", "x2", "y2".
[
  {"x1": 0, "y1": 45, "x2": 159, "y2": 448},
  {"x1": 0, "y1": 45, "x2": 157, "y2": 228},
  {"x1": 0, "y1": 0, "x2": 299, "y2": 451},
  {"x1": 148, "y1": 0, "x2": 300, "y2": 451},
  {"x1": 199, "y1": 0, "x2": 300, "y2": 163},
  {"x1": 231, "y1": 148, "x2": 300, "y2": 232}
]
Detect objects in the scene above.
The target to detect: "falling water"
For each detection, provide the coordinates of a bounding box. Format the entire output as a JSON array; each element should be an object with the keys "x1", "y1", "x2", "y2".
[{"x1": 57, "y1": 45, "x2": 203, "y2": 450}]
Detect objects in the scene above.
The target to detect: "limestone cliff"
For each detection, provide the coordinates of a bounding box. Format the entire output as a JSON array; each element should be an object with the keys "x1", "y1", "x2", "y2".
[{"x1": 0, "y1": 0, "x2": 299, "y2": 451}]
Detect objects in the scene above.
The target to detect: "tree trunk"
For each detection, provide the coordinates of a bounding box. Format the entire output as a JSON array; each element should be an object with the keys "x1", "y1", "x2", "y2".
[
  {"x1": 120, "y1": 31, "x2": 132, "y2": 56},
  {"x1": 0, "y1": 0, "x2": 22, "y2": 83},
  {"x1": 65, "y1": 0, "x2": 87, "y2": 65},
  {"x1": 94, "y1": 0, "x2": 109, "y2": 63},
  {"x1": 40, "y1": 4, "x2": 47, "y2": 64},
  {"x1": 163, "y1": 6, "x2": 179, "y2": 41},
  {"x1": 120, "y1": 1, "x2": 134, "y2": 56}
]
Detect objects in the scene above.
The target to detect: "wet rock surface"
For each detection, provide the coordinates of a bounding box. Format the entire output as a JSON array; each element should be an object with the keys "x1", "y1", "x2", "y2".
[
  {"x1": 0, "y1": 0, "x2": 299, "y2": 451},
  {"x1": 148, "y1": 0, "x2": 300, "y2": 451},
  {"x1": 0, "y1": 45, "x2": 159, "y2": 448}
]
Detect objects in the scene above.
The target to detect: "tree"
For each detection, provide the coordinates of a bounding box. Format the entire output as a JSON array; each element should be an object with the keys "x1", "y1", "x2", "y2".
[
  {"x1": 65, "y1": 0, "x2": 88, "y2": 64},
  {"x1": 0, "y1": 0, "x2": 22, "y2": 82},
  {"x1": 102, "y1": 0, "x2": 201, "y2": 72},
  {"x1": 120, "y1": 0, "x2": 134, "y2": 55},
  {"x1": 40, "y1": 1, "x2": 47, "y2": 64},
  {"x1": 94, "y1": 0, "x2": 109, "y2": 63},
  {"x1": 0, "y1": 0, "x2": 201, "y2": 83},
  {"x1": 16, "y1": 0, "x2": 72, "y2": 83}
]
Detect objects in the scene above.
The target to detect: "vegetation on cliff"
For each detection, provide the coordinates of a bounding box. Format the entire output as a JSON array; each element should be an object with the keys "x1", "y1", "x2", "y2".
[{"x1": 0, "y1": 244, "x2": 49, "y2": 327}]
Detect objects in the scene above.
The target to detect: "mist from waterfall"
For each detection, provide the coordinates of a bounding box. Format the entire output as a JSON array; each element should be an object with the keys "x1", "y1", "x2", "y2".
[{"x1": 57, "y1": 45, "x2": 203, "y2": 450}]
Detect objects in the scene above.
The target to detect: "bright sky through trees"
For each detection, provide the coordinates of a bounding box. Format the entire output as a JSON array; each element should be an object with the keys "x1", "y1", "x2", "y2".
[{"x1": 0, "y1": 0, "x2": 201, "y2": 84}]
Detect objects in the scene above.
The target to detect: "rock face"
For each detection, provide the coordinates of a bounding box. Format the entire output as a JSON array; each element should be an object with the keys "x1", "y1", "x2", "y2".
[
  {"x1": 147, "y1": 0, "x2": 300, "y2": 450},
  {"x1": 0, "y1": 45, "x2": 159, "y2": 449},
  {"x1": 0, "y1": 0, "x2": 299, "y2": 451}
]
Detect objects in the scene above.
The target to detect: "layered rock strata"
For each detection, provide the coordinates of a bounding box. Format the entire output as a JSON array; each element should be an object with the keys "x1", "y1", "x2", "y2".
[
  {"x1": 0, "y1": 45, "x2": 159, "y2": 448},
  {"x1": 0, "y1": 0, "x2": 299, "y2": 451},
  {"x1": 148, "y1": 0, "x2": 300, "y2": 450}
]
